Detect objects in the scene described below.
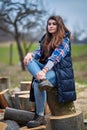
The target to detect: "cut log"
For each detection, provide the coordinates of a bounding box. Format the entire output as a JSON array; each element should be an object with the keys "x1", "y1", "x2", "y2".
[
  {"x1": 4, "y1": 107, "x2": 35, "y2": 126},
  {"x1": 14, "y1": 91, "x2": 30, "y2": 95},
  {"x1": 0, "y1": 122, "x2": 8, "y2": 130},
  {"x1": 20, "y1": 81, "x2": 31, "y2": 91},
  {"x1": 19, "y1": 94, "x2": 35, "y2": 111},
  {"x1": 20, "y1": 125, "x2": 46, "y2": 130},
  {"x1": 4, "y1": 120, "x2": 20, "y2": 130},
  {"x1": 19, "y1": 94, "x2": 50, "y2": 114},
  {"x1": 10, "y1": 95, "x2": 16, "y2": 108},
  {"x1": 47, "y1": 87, "x2": 76, "y2": 116},
  {"x1": 0, "y1": 89, "x2": 12, "y2": 108},
  {"x1": 13, "y1": 91, "x2": 30, "y2": 109},
  {"x1": 0, "y1": 109, "x2": 5, "y2": 113},
  {"x1": 45, "y1": 114, "x2": 52, "y2": 130},
  {"x1": 50, "y1": 111, "x2": 85, "y2": 130},
  {"x1": 0, "y1": 109, "x2": 5, "y2": 120},
  {"x1": 0, "y1": 77, "x2": 10, "y2": 92}
]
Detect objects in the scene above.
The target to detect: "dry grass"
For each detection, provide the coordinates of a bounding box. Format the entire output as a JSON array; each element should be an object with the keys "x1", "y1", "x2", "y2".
[{"x1": 0, "y1": 63, "x2": 32, "y2": 89}]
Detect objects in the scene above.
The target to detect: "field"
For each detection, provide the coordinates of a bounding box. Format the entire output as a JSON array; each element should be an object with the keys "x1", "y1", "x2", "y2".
[
  {"x1": 0, "y1": 43, "x2": 87, "y2": 88},
  {"x1": 72, "y1": 44, "x2": 87, "y2": 84}
]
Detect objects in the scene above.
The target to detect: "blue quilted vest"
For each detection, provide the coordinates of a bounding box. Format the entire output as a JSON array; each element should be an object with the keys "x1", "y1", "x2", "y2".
[{"x1": 30, "y1": 33, "x2": 76, "y2": 103}]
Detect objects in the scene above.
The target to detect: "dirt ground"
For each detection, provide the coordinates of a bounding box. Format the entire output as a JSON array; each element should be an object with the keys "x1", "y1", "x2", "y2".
[{"x1": 75, "y1": 82, "x2": 87, "y2": 119}]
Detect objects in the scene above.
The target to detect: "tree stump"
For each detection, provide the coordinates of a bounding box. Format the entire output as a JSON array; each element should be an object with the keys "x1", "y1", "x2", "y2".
[
  {"x1": 46, "y1": 87, "x2": 85, "y2": 130},
  {"x1": 50, "y1": 111, "x2": 84, "y2": 130},
  {"x1": 0, "y1": 77, "x2": 10, "y2": 92},
  {"x1": 12, "y1": 91, "x2": 30, "y2": 109},
  {"x1": 19, "y1": 94, "x2": 35, "y2": 111},
  {"x1": 47, "y1": 87, "x2": 76, "y2": 116},
  {"x1": 20, "y1": 81, "x2": 31, "y2": 91}
]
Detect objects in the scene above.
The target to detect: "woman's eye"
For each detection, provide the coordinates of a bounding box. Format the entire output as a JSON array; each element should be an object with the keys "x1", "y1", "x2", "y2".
[
  {"x1": 48, "y1": 23, "x2": 51, "y2": 25},
  {"x1": 48, "y1": 22, "x2": 57, "y2": 25},
  {"x1": 53, "y1": 23, "x2": 57, "y2": 25}
]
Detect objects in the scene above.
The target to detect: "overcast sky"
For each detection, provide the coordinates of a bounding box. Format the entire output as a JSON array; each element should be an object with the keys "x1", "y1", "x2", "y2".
[{"x1": 43, "y1": 0, "x2": 87, "y2": 38}]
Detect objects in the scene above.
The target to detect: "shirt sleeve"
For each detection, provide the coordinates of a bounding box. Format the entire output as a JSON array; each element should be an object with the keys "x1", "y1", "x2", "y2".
[
  {"x1": 48, "y1": 37, "x2": 70, "y2": 64},
  {"x1": 32, "y1": 45, "x2": 41, "y2": 60}
]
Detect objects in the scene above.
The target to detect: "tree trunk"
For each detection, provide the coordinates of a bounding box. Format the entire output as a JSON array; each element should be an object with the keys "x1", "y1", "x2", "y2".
[
  {"x1": 9, "y1": 43, "x2": 13, "y2": 65},
  {"x1": 15, "y1": 34, "x2": 25, "y2": 70}
]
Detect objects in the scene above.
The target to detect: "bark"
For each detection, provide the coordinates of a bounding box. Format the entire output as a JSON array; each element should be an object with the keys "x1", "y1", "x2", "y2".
[
  {"x1": 47, "y1": 87, "x2": 76, "y2": 116},
  {"x1": 50, "y1": 111, "x2": 85, "y2": 130},
  {"x1": 4, "y1": 107, "x2": 35, "y2": 126},
  {"x1": 0, "y1": 89, "x2": 12, "y2": 108},
  {"x1": 15, "y1": 34, "x2": 25, "y2": 70},
  {"x1": 20, "y1": 81, "x2": 31, "y2": 91}
]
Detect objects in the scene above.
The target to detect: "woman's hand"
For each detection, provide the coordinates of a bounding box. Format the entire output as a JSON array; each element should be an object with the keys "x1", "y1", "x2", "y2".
[
  {"x1": 36, "y1": 68, "x2": 48, "y2": 80},
  {"x1": 36, "y1": 70, "x2": 46, "y2": 81},
  {"x1": 23, "y1": 53, "x2": 33, "y2": 66}
]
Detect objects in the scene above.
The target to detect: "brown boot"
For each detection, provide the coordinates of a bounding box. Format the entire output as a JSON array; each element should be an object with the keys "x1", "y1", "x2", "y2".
[
  {"x1": 27, "y1": 114, "x2": 46, "y2": 128},
  {"x1": 38, "y1": 79, "x2": 54, "y2": 91}
]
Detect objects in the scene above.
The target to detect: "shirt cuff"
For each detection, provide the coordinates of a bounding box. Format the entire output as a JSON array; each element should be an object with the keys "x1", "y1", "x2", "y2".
[{"x1": 44, "y1": 60, "x2": 54, "y2": 70}]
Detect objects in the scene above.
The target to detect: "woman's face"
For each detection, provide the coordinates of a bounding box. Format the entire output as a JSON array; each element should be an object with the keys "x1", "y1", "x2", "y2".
[{"x1": 47, "y1": 19, "x2": 57, "y2": 35}]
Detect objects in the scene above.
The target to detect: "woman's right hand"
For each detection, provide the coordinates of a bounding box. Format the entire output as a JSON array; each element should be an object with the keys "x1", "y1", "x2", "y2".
[{"x1": 23, "y1": 53, "x2": 33, "y2": 66}]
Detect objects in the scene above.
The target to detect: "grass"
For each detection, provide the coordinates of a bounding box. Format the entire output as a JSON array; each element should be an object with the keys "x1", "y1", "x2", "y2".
[
  {"x1": 71, "y1": 44, "x2": 87, "y2": 84},
  {"x1": 0, "y1": 43, "x2": 38, "y2": 64},
  {"x1": 0, "y1": 42, "x2": 38, "y2": 88},
  {"x1": 0, "y1": 42, "x2": 87, "y2": 88},
  {"x1": 71, "y1": 44, "x2": 87, "y2": 58}
]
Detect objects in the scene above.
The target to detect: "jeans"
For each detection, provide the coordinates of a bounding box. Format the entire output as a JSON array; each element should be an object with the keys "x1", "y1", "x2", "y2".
[{"x1": 26, "y1": 59, "x2": 56, "y2": 116}]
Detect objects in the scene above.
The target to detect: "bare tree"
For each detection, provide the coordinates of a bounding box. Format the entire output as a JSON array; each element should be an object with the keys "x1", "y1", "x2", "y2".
[
  {"x1": 0, "y1": 0, "x2": 46, "y2": 70},
  {"x1": 72, "y1": 24, "x2": 86, "y2": 43}
]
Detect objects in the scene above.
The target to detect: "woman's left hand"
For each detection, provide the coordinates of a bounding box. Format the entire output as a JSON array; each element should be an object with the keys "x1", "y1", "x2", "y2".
[{"x1": 36, "y1": 71, "x2": 46, "y2": 81}]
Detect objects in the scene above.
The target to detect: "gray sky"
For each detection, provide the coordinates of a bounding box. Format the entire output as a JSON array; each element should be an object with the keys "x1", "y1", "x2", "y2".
[{"x1": 43, "y1": 0, "x2": 87, "y2": 38}]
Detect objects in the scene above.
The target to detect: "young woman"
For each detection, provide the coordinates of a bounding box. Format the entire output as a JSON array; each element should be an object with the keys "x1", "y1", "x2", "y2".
[{"x1": 23, "y1": 15, "x2": 76, "y2": 128}]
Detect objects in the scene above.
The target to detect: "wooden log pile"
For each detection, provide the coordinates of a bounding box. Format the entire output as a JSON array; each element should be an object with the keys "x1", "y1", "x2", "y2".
[
  {"x1": 0, "y1": 77, "x2": 85, "y2": 130},
  {"x1": 0, "y1": 78, "x2": 50, "y2": 130},
  {"x1": 0, "y1": 79, "x2": 34, "y2": 111},
  {"x1": 0, "y1": 79, "x2": 50, "y2": 114}
]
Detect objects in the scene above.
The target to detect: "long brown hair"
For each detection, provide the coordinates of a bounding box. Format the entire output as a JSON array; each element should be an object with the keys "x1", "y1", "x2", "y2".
[{"x1": 42, "y1": 15, "x2": 71, "y2": 60}]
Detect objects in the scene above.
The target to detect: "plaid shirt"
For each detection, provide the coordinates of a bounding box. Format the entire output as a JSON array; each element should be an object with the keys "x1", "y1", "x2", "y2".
[{"x1": 33, "y1": 37, "x2": 70, "y2": 65}]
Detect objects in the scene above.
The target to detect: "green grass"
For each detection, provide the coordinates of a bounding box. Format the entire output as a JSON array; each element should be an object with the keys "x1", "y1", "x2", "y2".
[
  {"x1": 71, "y1": 44, "x2": 87, "y2": 84},
  {"x1": 0, "y1": 43, "x2": 87, "y2": 64},
  {"x1": 71, "y1": 44, "x2": 87, "y2": 58},
  {"x1": 0, "y1": 43, "x2": 38, "y2": 64},
  {"x1": 0, "y1": 44, "x2": 18, "y2": 64}
]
